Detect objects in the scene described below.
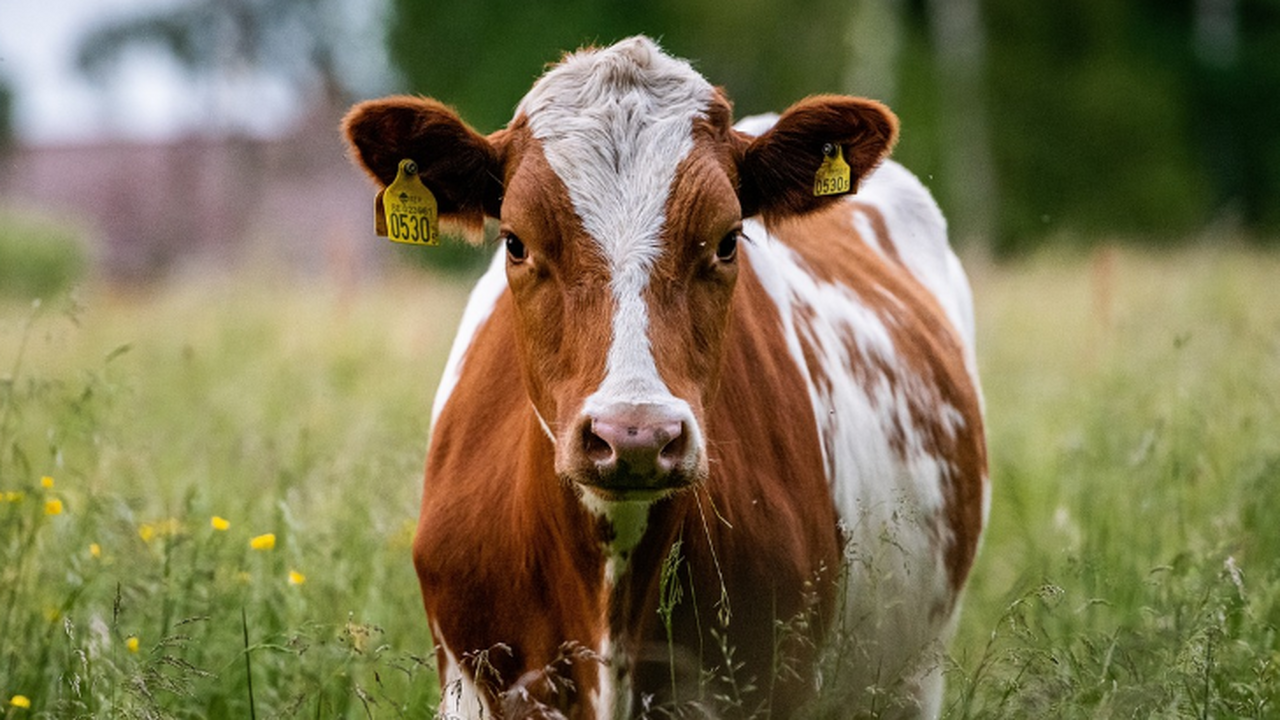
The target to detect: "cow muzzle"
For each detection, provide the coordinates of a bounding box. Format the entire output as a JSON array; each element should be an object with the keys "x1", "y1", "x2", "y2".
[{"x1": 560, "y1": 401, "x2": 704, "y2": 499}]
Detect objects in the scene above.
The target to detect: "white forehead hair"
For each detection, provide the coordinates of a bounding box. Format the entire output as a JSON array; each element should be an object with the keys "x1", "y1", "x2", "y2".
[
  {"x1": 518, "y1": 36, "x2": 716, "y2": 406},
  {"x1": 516, "y1": 35, "x2": 714, "y2": 267}
]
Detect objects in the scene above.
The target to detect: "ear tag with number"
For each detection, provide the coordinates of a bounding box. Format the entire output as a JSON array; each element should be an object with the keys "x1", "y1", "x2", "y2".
[
  {"x1": 376, "y1": 159, "x2": 439, "y2": 246},
  {"x1": 813, "y1": 143, "x2": 852, "y2": 197}
]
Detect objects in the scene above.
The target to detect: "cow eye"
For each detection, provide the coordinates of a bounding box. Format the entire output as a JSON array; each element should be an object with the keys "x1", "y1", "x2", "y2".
[
  {"x1": 504, "y1": 234, "x2": 528, "y2": 263},
  {"x1": 715, "y1": 231, "x2": 739, "y2": 263}
]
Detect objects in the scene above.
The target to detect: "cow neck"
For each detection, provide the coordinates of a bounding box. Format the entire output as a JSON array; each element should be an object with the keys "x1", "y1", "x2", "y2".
[
  {"x1": 593, "y1": 493, "x2": 689, "y2": 719},
  {"x1": 513, "y1": 409, "x2": 695, "y2": 708}
]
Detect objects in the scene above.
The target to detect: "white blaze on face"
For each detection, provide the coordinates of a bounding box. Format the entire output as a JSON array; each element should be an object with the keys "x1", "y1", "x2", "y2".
[
  {"x1": 518, "y1": 40, "x2": 712, "y2": 719},
  {"x1": 518, "y1": 36, "x2": 712, "y2": 422}
]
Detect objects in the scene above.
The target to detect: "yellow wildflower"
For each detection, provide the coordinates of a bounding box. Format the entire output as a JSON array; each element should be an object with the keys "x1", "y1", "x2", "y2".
[
  {"x1": 9, "y1": 694, "x2": 31, "y2": 708},
  {"x1": 211, "y1": 516, "x2": 230, "y2": 531},
  {"x1": 40, "y1": 476, "x2": 54, "y2": 489},
  {"x1": 126, "y1": 636, "x2": 140, "y2": 653},
  {"x1": 288, "y1": 570, "x2": 306, "y2": 585},
  {"x1": 90, "y1": 543, "x2": 102, "y2": 558},
  {"x1": 249, "y1": 533, "x2": 276, "y2": 550},
  {"x1": 44, "y1": 498, "x2": 63, "y2": 516},
  {"x1": 138, "y1": 524, "x2": 155, "y2": 543},
  {"x1": 3, "y1": 491, "x2": 22, "y2": 503}
]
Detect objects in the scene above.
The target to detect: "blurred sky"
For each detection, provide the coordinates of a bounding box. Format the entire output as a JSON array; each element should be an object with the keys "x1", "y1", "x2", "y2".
[{"x1": 0, "y1": 0, "x2": 389, "y2": 145}]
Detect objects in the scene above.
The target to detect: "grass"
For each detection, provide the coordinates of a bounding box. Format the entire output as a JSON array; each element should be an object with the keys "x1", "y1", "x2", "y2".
[
  {"x1": 948, "y1": 244, "x2": 1280, "y2": 717},
  {"x1": 1, "y1": 243, "x2": 1278, "y2": 717},
  {"x1": 0, "y1": 268, "x2": 473, "y2": 717}
]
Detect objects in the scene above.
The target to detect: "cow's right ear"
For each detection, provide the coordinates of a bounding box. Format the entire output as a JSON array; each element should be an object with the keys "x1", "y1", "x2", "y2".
[
  {"x1": 342, "y1": 96, "x2": 506, "y2": 231},
  {"x1": 735, "y1": 95, "x2": 898, "y2": 225}
]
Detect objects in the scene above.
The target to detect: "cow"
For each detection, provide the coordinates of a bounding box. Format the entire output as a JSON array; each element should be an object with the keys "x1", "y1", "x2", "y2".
[{"x1": 343, "y1": 36, "x2": 987, "y2": 720}]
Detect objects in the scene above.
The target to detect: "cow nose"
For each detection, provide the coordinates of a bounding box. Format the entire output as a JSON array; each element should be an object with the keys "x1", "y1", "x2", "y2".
[{"x1": 582, "y1": 414, "x2": 688, "y2": 481}]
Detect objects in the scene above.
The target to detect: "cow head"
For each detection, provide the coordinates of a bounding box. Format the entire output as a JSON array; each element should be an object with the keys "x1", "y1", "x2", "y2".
[{"x1": 344, "y1": 37, "x2": 897, "y2": 506}]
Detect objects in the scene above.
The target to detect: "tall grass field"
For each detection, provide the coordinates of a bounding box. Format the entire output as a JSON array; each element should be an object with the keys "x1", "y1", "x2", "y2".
[{"x1": 1, "y1": 245, "x2": 1277, "y2": 717}]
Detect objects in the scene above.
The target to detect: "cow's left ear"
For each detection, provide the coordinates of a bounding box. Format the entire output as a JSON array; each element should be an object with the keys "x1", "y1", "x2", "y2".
[
  {"x1": 342, "y1": 95, "x2": 507, "y2": 233},
  {"x1": 736, "y1": 95, "x2": 898, "y2": 223}
]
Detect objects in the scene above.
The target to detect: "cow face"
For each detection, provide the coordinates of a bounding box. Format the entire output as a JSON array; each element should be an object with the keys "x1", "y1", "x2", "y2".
[{"x1": 344, "y1": 37, "x2": 897, "y2": 506}]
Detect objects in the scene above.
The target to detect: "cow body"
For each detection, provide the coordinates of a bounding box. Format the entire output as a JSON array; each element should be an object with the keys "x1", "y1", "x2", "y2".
[{"x1": 344, "y1": 37, "x2": 986, "y2": 719}]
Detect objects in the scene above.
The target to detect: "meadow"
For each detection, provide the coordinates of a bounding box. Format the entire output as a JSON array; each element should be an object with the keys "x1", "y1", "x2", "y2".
[{"x1": 1, "y1": 244, "x2": 1277, "y2": 718}]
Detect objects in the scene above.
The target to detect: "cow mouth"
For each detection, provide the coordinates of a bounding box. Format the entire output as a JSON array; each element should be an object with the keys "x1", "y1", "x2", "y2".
[{"x1": 572, "y1": 470, "x2": 698, "y2": 503}]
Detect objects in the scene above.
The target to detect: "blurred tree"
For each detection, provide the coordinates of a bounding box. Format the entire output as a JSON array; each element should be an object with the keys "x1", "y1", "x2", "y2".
[
  {"x1": 387, "y1": 0, "x2": 856, "y2": 132},
  {"x1": 75, "y1": 0, "x2": 1280, "y2": 255},
  {"x1": 924, "y1": 0, "x2": 997, "y2": 249},
  {"x1": 1191, "y1": 0, "x2": 1246, "y2": 229},
  {"x1": 972, "y1": 0, "x2": 1280, "y2": 252},
  {"x1": 1187, "y1": 0, "x2": 1280, "y2": 235},
  {"x1": 971, "y1": 1, "x2": 1211, "y2": 251},
  {"x1": 0, "y1": 210, "x2": 88, "y2": 299},
  {"x1": 846, "y1": 0, "x2": 905, "y2": 106},
  {"x1": 70, "y1": 0, "x2": 397, "y2": 277},
  {"x1": 386, "y1": 0, "x2": 1004, "y2": 251},
  {"x1": 0, "y1": 79, "x2": 13, "y2": 153},
  {"x1": 75, "y1": 0, "x2": 389, "y2": 130}
]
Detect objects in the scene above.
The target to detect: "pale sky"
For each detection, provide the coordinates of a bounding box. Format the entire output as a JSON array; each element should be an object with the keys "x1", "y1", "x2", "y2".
[{"x1": 0, "y1": 0, "x2": 390, "y2": 144}]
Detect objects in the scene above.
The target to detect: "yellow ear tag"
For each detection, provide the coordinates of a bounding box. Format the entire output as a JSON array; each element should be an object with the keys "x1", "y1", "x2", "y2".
[
  {"x1": 813, "y1": 143, "x2": 852, "y2": 197},
  {"x1": 377, "y1": 159, "x2": 439, "y2": 246}
]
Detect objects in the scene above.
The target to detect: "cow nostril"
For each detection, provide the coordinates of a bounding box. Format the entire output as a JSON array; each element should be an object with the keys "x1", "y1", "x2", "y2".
[
  {"x1": 581, "y1": 415, "x2": 692, "y2": 481},
  {"x1": 658, "y1": 425, "x2": 687, "y2": 469},
  {"x1": 583, "y1": 425, "x2": 614, "y2": 464}
]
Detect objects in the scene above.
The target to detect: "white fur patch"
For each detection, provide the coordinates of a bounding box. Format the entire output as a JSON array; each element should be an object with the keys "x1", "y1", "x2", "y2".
[
  {"x1": 431, "y1": 250, "x2": 509, "y2": 426},
  {"x1": 740, "y1": 156, "x2": 980, "y2": 708},
  {"x1": 590, "y1": 631, "x2": 634, "y2": 720},
  {"x1": 513, "y1": 43, "x2": 714, "y2": 718},
  {"x1": 852, "y1": 160, "x2": 979, "y2": 375},
  {"x1": 520, "y1": 36, "x2": 713, "y2": 418},
  {"x1": 577, "y1": 494, "x2": 646, "y2": 719},
  {"x1": 732, "y1": 112, "x2": 779, "y2": 137},
  {"x1": 579, "y1": 494, "x2": 650, "y2": 585}
]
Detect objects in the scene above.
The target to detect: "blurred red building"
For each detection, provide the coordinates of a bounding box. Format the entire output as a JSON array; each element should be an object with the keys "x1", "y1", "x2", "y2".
[{"x1": 0, "y1": 106, "x2": 380, "y2": 283}]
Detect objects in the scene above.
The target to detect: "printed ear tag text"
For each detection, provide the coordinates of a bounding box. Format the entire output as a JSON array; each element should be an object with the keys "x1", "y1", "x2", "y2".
[
  {"x1": 813, "y1": 143, "x2": 853, "y2": 197},
  {"x1": 376, "y1": 159, "x2": 439, "y2": 246}
]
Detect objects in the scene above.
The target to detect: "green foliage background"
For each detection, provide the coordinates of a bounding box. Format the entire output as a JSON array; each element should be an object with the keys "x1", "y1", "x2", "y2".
[
  {"x1": 0, "y1": 211, "x2": 88, "y2": 299},
  {"x1": 386, "y1": 0, "x2": 1280, "y2": 254}
]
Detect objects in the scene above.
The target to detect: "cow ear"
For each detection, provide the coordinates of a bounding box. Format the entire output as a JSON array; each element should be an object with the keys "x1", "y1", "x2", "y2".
[
  {"x1": 736, "y1": 95, "x2": 898, "y2": 223},
  {"x1": 342, "y1": 96, "x2": 506, "y2": 233}
]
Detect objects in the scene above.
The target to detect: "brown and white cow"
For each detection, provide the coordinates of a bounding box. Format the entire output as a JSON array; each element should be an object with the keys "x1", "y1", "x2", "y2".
[{"x1": 343, "y1": 36, "x2": 987, "y2": 720}]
